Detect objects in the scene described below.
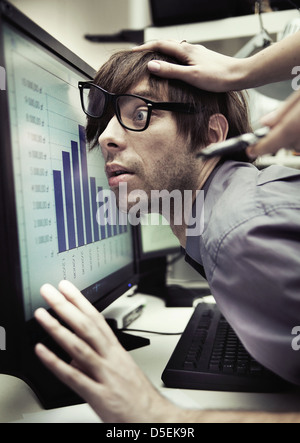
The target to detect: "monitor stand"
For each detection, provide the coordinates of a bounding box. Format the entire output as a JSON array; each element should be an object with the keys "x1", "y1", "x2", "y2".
[
  {"x1": 114, "y1": 329, "x2": 150, "y2": 351},
  {"x1": 138, "y1": 257, "x2": 211, "y2": 307}
]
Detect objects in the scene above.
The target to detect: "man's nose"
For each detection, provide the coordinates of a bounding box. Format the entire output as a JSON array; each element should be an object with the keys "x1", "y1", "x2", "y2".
[{"x1": 99, "y1": 116, "x2": 127, "y2": 159}]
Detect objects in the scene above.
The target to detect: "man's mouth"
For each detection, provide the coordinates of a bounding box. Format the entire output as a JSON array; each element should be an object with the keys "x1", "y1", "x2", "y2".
[
  {"x1": 106, "y1": 164, "x2": 135, "y2": 186},
  {"x1": 111, "y1": 170, "x2": 130, "y2": 177}
]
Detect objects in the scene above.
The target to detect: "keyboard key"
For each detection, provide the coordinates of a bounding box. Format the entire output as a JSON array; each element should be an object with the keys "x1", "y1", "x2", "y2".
[
  {"x1": 223, "y1": 364, "x2": 235, "y2": 373},
  {"x1": 209, "y1": 361, "x2": 221, "y2": 372},
  {"x1": 183, "y1": 361, "x2": 195, "y2": 370}
]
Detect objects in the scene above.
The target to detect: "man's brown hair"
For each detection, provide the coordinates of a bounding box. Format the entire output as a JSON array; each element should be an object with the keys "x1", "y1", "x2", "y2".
[{"x1": 86, "y1": 50, "x2": 252, "y2": 161}]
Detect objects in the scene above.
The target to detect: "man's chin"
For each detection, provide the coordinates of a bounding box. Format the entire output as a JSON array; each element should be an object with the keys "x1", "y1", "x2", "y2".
[{"x1": 111, "y1": 184, "x2": 151, "y2": 215}]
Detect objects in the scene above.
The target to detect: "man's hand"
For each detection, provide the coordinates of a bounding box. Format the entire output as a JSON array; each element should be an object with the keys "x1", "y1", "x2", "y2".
[
  {"x1": 34, "y1": 281, "x2": 181, "y2": 423},
  {"x1": 33, "y1": 281, "x2": 300, "y2": 423},
  {"x1": 247, "y1": 90, "x2": 300, "y2": 158}
]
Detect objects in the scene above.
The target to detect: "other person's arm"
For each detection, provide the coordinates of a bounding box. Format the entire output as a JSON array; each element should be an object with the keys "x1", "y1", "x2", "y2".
[
  {"x1": 134, "y1": 34, "x2": 300, "y2": 158},
  {"x1": 247, "y1": 89, "x2": 300, "y2": 157},
  {"x1": 133, "y1": 32, "x2": 300, "y2": 92}
]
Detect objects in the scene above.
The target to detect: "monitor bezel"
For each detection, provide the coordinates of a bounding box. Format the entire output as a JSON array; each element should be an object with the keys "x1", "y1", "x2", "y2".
[{"x1": 0, "y1": 0, "x2": 137, "y2": 381}]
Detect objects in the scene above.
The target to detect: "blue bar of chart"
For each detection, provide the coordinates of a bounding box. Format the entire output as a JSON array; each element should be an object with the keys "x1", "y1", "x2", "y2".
[{"x1": 53, "y1": 125, "x2": 127, "y2": 253}]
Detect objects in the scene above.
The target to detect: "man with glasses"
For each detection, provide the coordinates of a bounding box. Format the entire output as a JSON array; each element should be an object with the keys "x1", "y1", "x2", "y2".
[{"x1": 34, "y1": 49, "x2": 300, "y2": 423}]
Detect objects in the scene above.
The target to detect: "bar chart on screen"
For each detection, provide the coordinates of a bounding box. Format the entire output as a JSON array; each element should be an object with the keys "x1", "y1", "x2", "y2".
[
  {"x1": 4, "y1": 25, "x2": 133, "y2": 318},
  {"x1": 52, "y1": 124, "x2": 128, "y2": 254}
]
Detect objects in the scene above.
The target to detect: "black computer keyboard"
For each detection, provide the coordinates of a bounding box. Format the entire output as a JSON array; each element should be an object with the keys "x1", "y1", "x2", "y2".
[{"x1": 162, "y1": 303, "x2": 288, "y2": 392}]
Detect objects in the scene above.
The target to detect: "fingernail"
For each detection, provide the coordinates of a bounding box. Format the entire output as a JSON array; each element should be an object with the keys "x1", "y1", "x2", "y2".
[{"x1": 148, "y1": 61, "x2": 161, "y2": 72}]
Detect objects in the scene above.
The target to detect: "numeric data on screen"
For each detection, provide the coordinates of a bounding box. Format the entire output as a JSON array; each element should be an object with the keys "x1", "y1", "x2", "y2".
[{"x1": 4, "y1": 24, "x2": 133, "y2": 319}]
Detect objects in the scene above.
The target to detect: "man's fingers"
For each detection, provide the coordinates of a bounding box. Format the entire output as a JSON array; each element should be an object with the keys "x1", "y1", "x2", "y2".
[
  {"x1": 35, "y1": 343, "x2": 103, "y2": 404},
  {"x1": 39, "y1": 283, "x2": 118, "y2": 354},
  {"x1": 57, "y1": 280, "x2": 99, "y2": 316},
  {"x1": 34, "y1": 308, "x2": 105, "y2": 379},
  {"x1": 57, "y1": 281, "x2": 111, "y2": 331},
  {"x1": 57, "y1": 281, "x2": 119, "y2": 344}
]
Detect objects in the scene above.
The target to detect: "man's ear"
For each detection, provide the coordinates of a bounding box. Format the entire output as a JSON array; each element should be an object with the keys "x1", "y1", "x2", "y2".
[{"x1": 208, "y1": 114, "x2": 229, "y2": 144}]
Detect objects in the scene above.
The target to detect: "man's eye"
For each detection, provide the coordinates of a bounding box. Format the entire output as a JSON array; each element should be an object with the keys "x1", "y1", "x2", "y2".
[{"x1": 134, "y1": 109, "x2": 148, "y2": 121}]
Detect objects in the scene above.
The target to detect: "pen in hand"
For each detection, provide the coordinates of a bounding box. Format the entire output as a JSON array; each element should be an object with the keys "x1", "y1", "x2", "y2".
[{"x1": 197, "y1": 126, "x2": 270, "y2": 159}]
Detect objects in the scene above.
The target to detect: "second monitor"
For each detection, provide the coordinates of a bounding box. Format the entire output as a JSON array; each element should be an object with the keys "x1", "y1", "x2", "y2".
[{"x1": 135, "y1": 214, "x2": 211, "y2": 307}]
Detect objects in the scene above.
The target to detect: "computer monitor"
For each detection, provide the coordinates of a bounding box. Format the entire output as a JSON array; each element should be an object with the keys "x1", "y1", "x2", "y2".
[
  {"x1": 137, "y1": 214, "x2": 181, "y2": 260},
  {"x1": 135, "y1": 215, "x2": 211, "y2": 307},
  {"x1": 0, "y1": 0, "x2": 146, "y2": 409},
  {"x1": 150, "y1": 0, "x2": 254, "y2": 27}
]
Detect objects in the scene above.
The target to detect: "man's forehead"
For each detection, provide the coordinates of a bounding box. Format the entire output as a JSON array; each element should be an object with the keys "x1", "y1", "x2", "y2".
[{"x1": 127, "y1": 79, "x2": 167, "y2": 101}]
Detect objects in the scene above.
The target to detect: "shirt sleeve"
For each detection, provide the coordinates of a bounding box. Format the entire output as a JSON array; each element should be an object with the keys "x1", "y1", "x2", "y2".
[{"x1": 210, "y1": 206, "x2": 300, "y2": 386}]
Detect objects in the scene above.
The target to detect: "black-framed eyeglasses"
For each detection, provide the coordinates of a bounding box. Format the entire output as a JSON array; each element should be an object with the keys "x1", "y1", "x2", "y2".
[{"x1": 78, "y1": 81, "x2": 198, "y2": 132}]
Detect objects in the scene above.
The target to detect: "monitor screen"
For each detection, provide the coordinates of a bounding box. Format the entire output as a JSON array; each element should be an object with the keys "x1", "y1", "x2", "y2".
[
  {"x1": 135, "y1": 214, "x2": 210, "y2": 308},
  {"x1": 138, "y1": 214, "x2": 181, "y2": 259},
  {"x1": 1, "y1": 11, "x2": 135, "y2": 321},
  {"x1": 0, "y1": 0, "x2": 138, "y2": 407}
]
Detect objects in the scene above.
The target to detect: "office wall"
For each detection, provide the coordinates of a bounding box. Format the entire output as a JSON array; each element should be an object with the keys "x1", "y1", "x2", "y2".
[{"x1": 9, "y1": 0, "x2": 151, "y2": 69}]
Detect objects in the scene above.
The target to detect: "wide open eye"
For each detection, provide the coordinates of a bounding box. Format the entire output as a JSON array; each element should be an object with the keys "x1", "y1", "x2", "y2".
[
  {"x1": 132, "y1": 108, "x2": 148, "y2": 127},
  {"x1": 117, "y1": 96, "x2": 149, "y2": 130}
]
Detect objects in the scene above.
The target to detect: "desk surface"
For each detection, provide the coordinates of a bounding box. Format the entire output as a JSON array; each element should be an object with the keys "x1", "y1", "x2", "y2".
[{"x1": 1, "y1": 294, "x2": 300, "y2": 423}]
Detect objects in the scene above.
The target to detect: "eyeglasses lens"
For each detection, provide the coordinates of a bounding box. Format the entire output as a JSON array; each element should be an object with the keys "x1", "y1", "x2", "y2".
[
  {"x1": 83, "y1": 85, "x2": 106, "y2": 119},
  {"x1": 116, "y1": 96, "x2": 149, "y2": 131},
  {"x1": 83, "y1": 85, "x2": 149, "y2": 131}
]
